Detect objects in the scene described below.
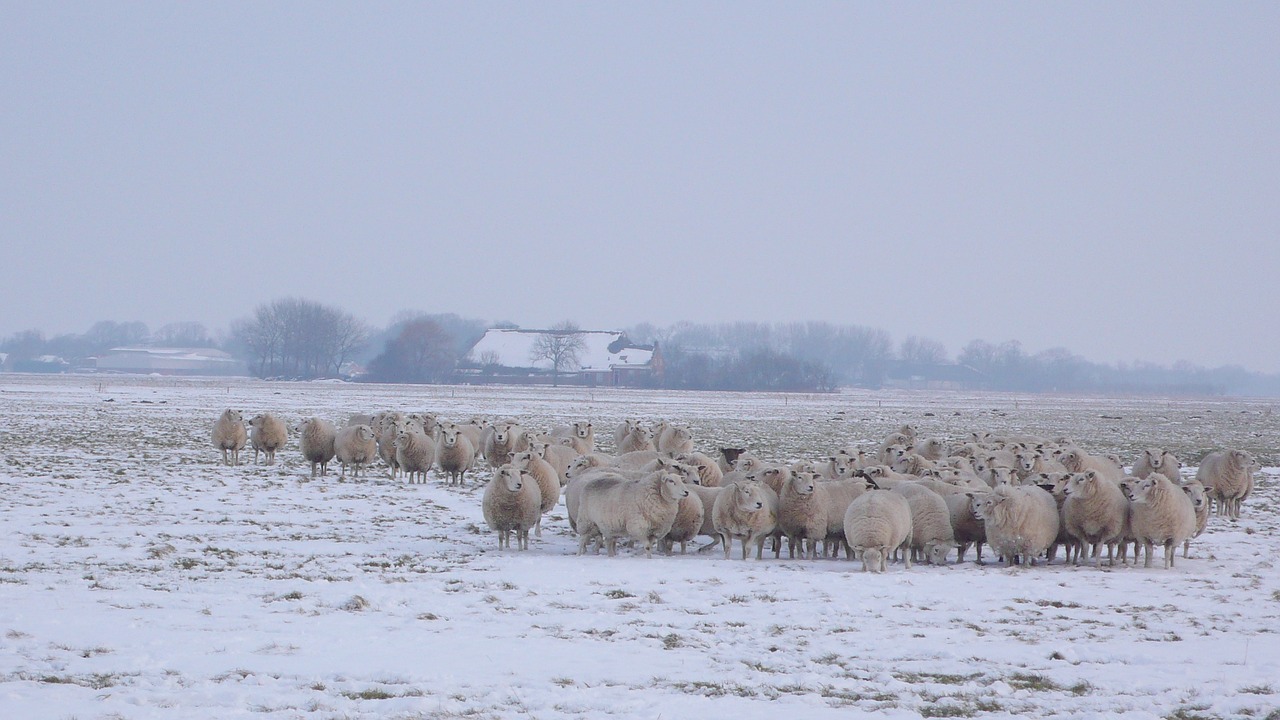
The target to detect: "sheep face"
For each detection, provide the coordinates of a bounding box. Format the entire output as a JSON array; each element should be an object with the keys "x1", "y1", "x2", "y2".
[
  {"x1": 1062, "y1": 471, "x2": 1098, "y2": 498},
  {"x1": 573, "y1": 421, "x2": 592, "y2": 439},
  {"x1": 659, "y1": 474, "x2": 690, "y2": 503},
  {"x1": 924, "y1": 541, "x2": 954, "y2": 566},
  {"x1": 1016, "y1": 452, "x2": 1038, "y2": 473},
  {"x1": 498, "y1": 467, "x2": 525, "y2": 492},
  {"x1": 862, "y1": 547, "x2": 885, "y2": 573},
  {"x1": 733, "y1": 483, "x2": 765, "y2": 512},
  {"x1": 970, "y1": 493, "x2": 1006, "y2": 522},
  {"x1": 789, "y1": 473, "x2": 817, "y2": 496},
  {"x1": 1130, "y1": 477, "x2": 1161, "y2": 504},
  {"x1": 1059, "y1": 450, "x2": 1083, "y2": 472},
  {"x1": 442, "y1": 428, "x2": 461, "y2": 448},
  {"x1": 1182, "y1": 483, "x2": 1207, "y2": 510}
]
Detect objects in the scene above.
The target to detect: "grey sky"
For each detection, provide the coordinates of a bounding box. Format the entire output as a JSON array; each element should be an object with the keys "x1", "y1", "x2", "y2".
[{"x1": 3, "y1": 3, "x2": 1277, "y2": 371}]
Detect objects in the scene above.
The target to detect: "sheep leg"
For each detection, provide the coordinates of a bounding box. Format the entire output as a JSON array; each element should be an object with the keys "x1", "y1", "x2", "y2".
[
  {"x1": 1142, "y1": 540, "x2": 1153, "y2": 568},
  {"x1": 720, "y1": 532, "x2": 733, "y2": 560},
  {"x1": 535, "y1": 516, "x2": 542, "y2": 538},
  {"x1": 1164, "y1": 540, "x2": 1175, "y2": 569}
]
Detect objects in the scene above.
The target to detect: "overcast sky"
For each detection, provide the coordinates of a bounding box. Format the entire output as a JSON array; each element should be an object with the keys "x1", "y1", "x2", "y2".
[{"x1": 2, "y1": 3, "x2": 1277, "y2": 371}]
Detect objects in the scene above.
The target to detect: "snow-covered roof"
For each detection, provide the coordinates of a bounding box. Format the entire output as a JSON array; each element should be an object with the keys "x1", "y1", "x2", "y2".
[
  {"x1": 101, "y1": 347, "x2": 236, "y2": 361},
  {"x1": 466, "y1": 330, "x2": 654, "y2": 372}
]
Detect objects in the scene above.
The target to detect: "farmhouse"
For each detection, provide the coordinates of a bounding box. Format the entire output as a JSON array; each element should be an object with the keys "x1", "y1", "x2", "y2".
[
  {"x1": 95, "y1": 347, "x2": 248, "y2": 376},
  {"x1": 463, "y1": 329, "x2": 662, "y2": 387}
]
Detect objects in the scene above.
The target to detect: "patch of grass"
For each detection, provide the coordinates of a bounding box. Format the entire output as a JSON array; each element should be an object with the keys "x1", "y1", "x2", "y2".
[
  {"x1": 1008, "y1": 672, "x2": 1060, "y2": 691},
  {"x1": 281, "y1": 590, "x2": 303, "y2": 601},
  {"x1": 552, "y1": 677, "x2": 575, "y2": 687},
  {"x1": 341, "y1": 688, "x2": 397, "y2": 700},
  {"x1": 662, "y1": 633, "x2": 682, "y2": 649},
  {"x1": 1069, "y1": 681, "x2": 1093, "y2": 696},
  {"x1": 726, "y1": 594, "x2": 749, "y2": 604},
  {"x1": 646, "y1": 591, "x2": 663, "y2": 604},
  {"x1": 338, "y1": 595, "x2": 369, "y2": 611},
  {"x1": 920, "y1": 699, "x2": 1002, "y2": 718},
  {"x1": 603, "y1": 589, "x2": 633, "y2": 599},
  {"x1": 896, "y1": 671, "x2": 979, "y2": 686},
  {"x1": 1242, "y1": 684, "x2": 1274, "y2": 695},
  {"x1": 1165, "y1": 705, "x2": 1221, "y2": 720}
]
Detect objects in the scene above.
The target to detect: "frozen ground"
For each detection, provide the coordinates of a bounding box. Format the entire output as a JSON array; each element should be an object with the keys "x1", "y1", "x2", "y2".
[{"x1": 1, "y1": 374, "x2": 1278, "y2": 720}]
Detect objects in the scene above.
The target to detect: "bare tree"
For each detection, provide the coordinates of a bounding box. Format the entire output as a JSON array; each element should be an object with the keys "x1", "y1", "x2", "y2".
[
  {"x1": 153, "y1": 321, "x2": 213, "y2": 347},
  {"x1": 231, "y1": 298, "x2": 368, "y2": 379},
  {"x1": 530, "y1": 321, "x2": 587, "y2": 387}
]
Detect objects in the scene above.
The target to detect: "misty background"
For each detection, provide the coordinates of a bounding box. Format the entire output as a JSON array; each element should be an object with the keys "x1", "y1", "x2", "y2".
[{"x1": 2, "y1": 4, "x2": 1277, "y2": 383}]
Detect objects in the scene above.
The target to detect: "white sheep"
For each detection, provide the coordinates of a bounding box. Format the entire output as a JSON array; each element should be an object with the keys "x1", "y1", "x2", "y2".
[
  {"x1": 820, "y1": 478, "x2": 872, "y2": 559},
  {"x1": 711, "y1": 481, "x2": 778, "y2": 560},
  {"x1": 1195, "y1": 449, "x2": 1255, "y2": 519},
  {"x1": 657, "y1": 425, "x2": 695, "y2": 456},
  {"x1": 675, "y1": 452, "x2": 724, "y2": 487},
  {"x1": 576, "y1": 472, "x2": 689, "y2": 557},
  {"x1": 891, "y1": 483, "x2": 955, "y2": 565},
  {"x1": 1132, "y1": 448, "x2": 1181, "y2": 484},
  {"x1": 1126, "y1": 474, "x2": 1197, "y2": 569},
  {"x1": 395, "y1": 426, "x2": 436, "y2": 484},
  {"x1": 616, "y1": 424, "x2": 656, "y2": 455},
  {"x1": 482, "y1": 466, "x2": 542, "y2": 550},
  {"x1": 334, "y1": 424, "x2": 378, "y2": 479},
  {"x1": 1062, "y1": 471, "x2": 1128, "y2": 566},
  {"x1": 777, "y1": 472, "x2": 829, "y2": 559},
  {"x1": 294, "y1": 417, "x2": 336, "y2": 477},
  {"x1": 1179, "y1": 480, "x2": 1210, "y2": 557},
  {"x1": 552, "y1": 421, "x2": 595, "y2": 454},
  {"x1": 483, "y1": 422, "x2": 529, "y2": 469},
  {"x1": 970, "y1": 485, "x2": 1060, "y2": 567},
  {"x1": 842, "y1": 489, "x2": 913, "y2": 573},
  {"x1": 913, "y1": 437, "x2": 947, "y2": 462},
  {"x1": 508, "y1": 450, "x2": 560, "y2": 537},
  {"x1": 375, "y1": 416, "x2": 404, "y2": 479},
  {"x1": 247, "y1": 413, "x2": 288, "y2": 465},
  {"x1": 659, "y1": 479, "x2": 706, "y2": 555},
  {"x1": 613, "y1": 418, "x2": 643, "y2": 450},
  {"x1": 436, "y1": 425, "x2": 475, "y2": 486},
  {"x1": 1058, "y1": 447, "x2": 1124, "y2": 482},
  {"x1": 212, "y1": 409, "x2": 248, "y2": 466}
]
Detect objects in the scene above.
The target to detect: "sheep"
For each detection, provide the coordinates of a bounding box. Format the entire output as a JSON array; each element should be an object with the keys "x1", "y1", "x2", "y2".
[
  {"x1": 686, "y1": 484, "x2": 725, "y2": 550},
  {"x1": 1058, "y1": 447, "x2": 1124, "y2": 482},
  {"x1": 212, "y1": 409, "x2": 248, "y2": 466},
  {"x1": 375, "y1": 416, "x2": 404, "y2": 479},
  {"x1": 565, "y1": 467, "x2": 636, "y2": 533},
  {"x1": 1062, "y1": 471, "x2": 1128, "y2": 566},
  {"x1": 509, "y1": 450, "x2": 560, "y2": 537},
  {"x1": 862, "y1": 465, "x2": 919, "y2": 490},
  {"x1": 1180, "y1": 480, "x2": 1211, "y2": 557},
  {"x1": 711, "y1": 481, "x2": 778, "y2": 560},
  {"x1": 945, "y1": 492, "x2": 988, "y2": 564},
  {"x1": 346, "y1": 413, "x2": 374, "y2": 427},
  {"x1": 820, "y1": 478, "x2": 872, "y2": 559},
  {"x1": 842, "y1": 490, "x2": 913, "y2": 573},
  {"x1": 816, "y1": 451, "x2": 859, "y2": 481},
  {"x1": 482, "y1": 466, "x2": 542, "y2": 550},
  {"x1": 552, "y1": 421, "x2": 595, "y2": 454},
  {"x1": 777, "y1": 472, "x2": 829, "y2": 559},
  {"x1": 246, "y1": 413, "x2": 288, "y2": 465},
  {"x1": 659, "y1": 480, "x2": 706, "y2": 555},
  {"x1": 913, "y1": 437, "x2": 947, "y2": 462},
  {"x1": 1195, "y1": 449, "x2": 1255, "y2": 520},
  {"x1": 675, "y1": 452, "x2": 724, "y2": 487},
  {"x1": 891, "y1": 483, "x2": 955, "y2": 565},
  {"x1": 970, "y1": 485, "x2": 1060, "y2": 567},
  {"x1": 717, "y1": 447, "x2": 747, "y2": 474},
  {"x1": 613, "y1": 418, "x2": 643, "y2": 450},
  {"x1": 294, "y1": 417, "x2": 337, "y2": 477},
  {"x1": 879, "y1": 432, "x2": 912, "y2": 462},
  {"x1": 616, "y1": 424, "x2": 656, "y2": 455},
  {"x1": 892, "y1": 452, "x2": 936, "y2": 476},
  {"x1": 1037, "y1": 473, "x2": 1077, "y2": 564},
  {"x1": 1133, "y1": 448, "x2": 1181, "y2": 484},
  {"x1": 657, "y1": 425, "x2": 695, "y2": 456},
  {"x1": 1014, "y1": 449, "x2": 1067, "y2": 482},
  {"x1": 483, "y1": 422, "x2": 529, "y2": 470},
  {"x1": 576, "y1": 472, "x2": 689, "y2": 557},
  {"x1": 533, "y1": 439, "x2": 577, "y2": 485},
  {"x1": 395, "y1": 426, "x2": 436, "y2": 484},
  {"x1": 613, "y1": 450, "x2": 663, "y2": 468},
  {"x1": 1126, "y1": 474, "x2": 1197, "y2": 569},
  {"x1": 436, "y1": 424, "x2": 476, "y2": 486},
  {"x1": 334, "y1": 424, "x2": 378, "y2": 479}
]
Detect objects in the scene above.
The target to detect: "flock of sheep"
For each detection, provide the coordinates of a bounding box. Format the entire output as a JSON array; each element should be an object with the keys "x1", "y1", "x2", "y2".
[{"x1": 210, "y1": 409, "x2": 1261, "y2": 571}]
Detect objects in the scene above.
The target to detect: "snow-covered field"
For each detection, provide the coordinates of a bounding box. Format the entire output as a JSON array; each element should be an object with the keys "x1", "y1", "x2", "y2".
[{"x1": 2, "y1": 374, "x2": 1278, "y2": 720}]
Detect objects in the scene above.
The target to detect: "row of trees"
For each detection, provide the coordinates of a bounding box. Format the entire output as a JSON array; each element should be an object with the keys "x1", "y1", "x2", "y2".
[{"x1": 5, "y1": 302, "x2": 1280, "y2": 395}]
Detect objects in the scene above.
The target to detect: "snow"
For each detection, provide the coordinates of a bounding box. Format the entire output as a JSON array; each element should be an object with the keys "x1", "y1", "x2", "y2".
[{"x1": 1, "y1": 375, "x2": 1278, "y2": 719}]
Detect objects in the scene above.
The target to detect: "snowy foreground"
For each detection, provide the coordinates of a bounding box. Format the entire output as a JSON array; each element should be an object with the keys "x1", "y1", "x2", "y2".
[{"x1": 2, "y1": 375, "x2": 1279, "y2": 720}]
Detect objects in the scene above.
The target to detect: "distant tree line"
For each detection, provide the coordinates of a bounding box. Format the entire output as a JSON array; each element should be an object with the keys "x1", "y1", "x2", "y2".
[{"x1": 4, "y1": 303, "x2": 1280, "y2": 396}]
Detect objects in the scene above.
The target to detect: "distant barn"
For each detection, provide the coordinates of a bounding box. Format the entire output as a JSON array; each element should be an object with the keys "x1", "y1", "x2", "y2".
[
  {"x1": 462, "y1": 329, "x2": 662, "y2": 387},
  {"x1": 95, "y1": 347, "x2": 247, "y2": 376}
]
